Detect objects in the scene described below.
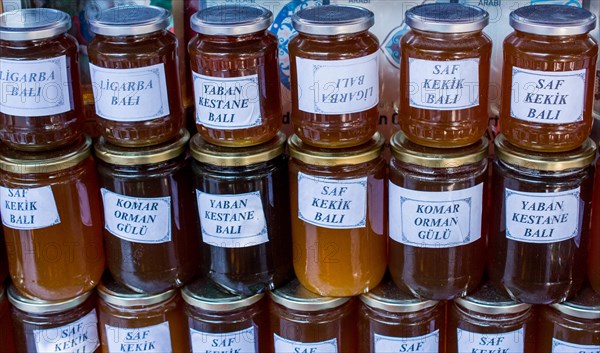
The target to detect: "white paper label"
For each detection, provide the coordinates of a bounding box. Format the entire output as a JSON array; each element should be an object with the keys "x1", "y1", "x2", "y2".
[
  {"x1": 105, "y1": 322, "x2": 172, "y2": 353},
  {"x1": 457, "y1": 328, "x2": 525, "y2": 353},
  {"x1": 33, "y1": 309, "x2": 100, "y2": 353},
  {"x1": 101, "y1": 189, "x2": 171, "y2": 244},
  {"x1": 552, "y1": 338, "x2": 600, "y2": 352},
  {"x1": 296, "y1": 53, "x2": 379, "y2": 114},
  {"x1": 0, "y1": 186, "x2": 60, "y2": 230},
  {"x1": 409, "y1": 58, "x2": 480, "y2": 110},
  {"x1": 510, "y1": 67, "x2": 586, "y2": 124},
  {"x1": 190, "y1": 327, "x2": 257, "y2": 353},
  {"x1": 90, "y1": 63, "x2": 170, "y2": 122},
  {"x1": 389, "y1": 183, "x2": 483, "y2": 248},
  {"x1": 197, "y1": 191, "x2": 268, "y2": 248},
  {"x1": 374, "y1": 330, "x2": 440, "y2": 353},
  {"x1": 298, "y1": 173, "x2": 367, "y2": 229},
  {"x1": 0, "y1": 56, "x2": 72, "y2": 116},
  {"x1": 274, "y1": 334, "x2": 337, "y2": 353},
  {"x1": 505, "y1": 188, "x2": 580, "y2": 243},
  {"x1": 193, "y1": 72, "x2": 262, "y2": 130}
]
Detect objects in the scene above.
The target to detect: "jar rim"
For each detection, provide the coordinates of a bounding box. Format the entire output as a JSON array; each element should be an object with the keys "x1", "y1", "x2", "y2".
[
  {"x1": 88, "y1": 5, "x2": 171, "y2": 37},
  {"x1": 550, "y1": 286, "x2": 600, "y2": 320},
  {"x1": 406, "y1": 3, "x2": 489, "y2": 33},
  {"x1": 181, "y1": 278, "x2": 264, "y2": 312},
  {"x1": 288, "y1": 133, "x2": 384, "y2": 167},
  {"x1": 0, "y1": 8, "x2": 71, "y2": 41},
  {"x1": 455, "y1": 283, "x2": 532, "y2": 316},
  {"x1": 8, "y1": 285, "x2": 93, "y2": 314},
  {"x1": 190, "y1": 5, "x2": 272, "y2": 36},
  {"x1": 292, "y1": 5, "x2": 374, "y2": 36},
  {"x1": 360, "y1": 280, "x2": 438, "y2": 314},
  {"x1": 269, "y1": 279, "x2": 350, "y2": 312},
  {"x1": 97, "y1": 277, "x2": 176, "y2": 308},
  {"x1": 510, "y1": 5, "x2": 596, "y2": 36}
]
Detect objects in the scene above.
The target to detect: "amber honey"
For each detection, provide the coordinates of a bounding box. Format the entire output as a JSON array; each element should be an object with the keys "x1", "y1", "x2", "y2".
[{"x1": 0, "y1": 286, "x2": 16, "y2": 353}]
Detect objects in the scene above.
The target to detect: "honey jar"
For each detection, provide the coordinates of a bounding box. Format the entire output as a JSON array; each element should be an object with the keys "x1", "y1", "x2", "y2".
[
  {"x1": 289, "y1": 5, "x2": 379, "y2": 148},
  {"x1": 400, "y1": 3, "x2": 491, "y2": 148},
  {"x1": 190, "y1": 132, "x2": 293, "y2": 295},
  {"x1": 95, "y1": 130, "x2": 199, "y2": 294},
  {"x1": 0, "y1": 285, "x2": 16, "y2": 353},
  {"x1": 288, "y1": 133, "x2": 387, "y2": 297},
  {"x1": 0, "y1": 136, "x2": 105, "y2": 301},
  {"x1": 500, "y1": 5, "x2": 598, "y2": 152},
  {"x1": 590, "y1": 137, "x2": 600, "y2": 295},
  {"x1": 489, "y1": 134, "x2": 596, "y2": 304},
  {"x1": 0, "y1": 8, "x2": 84, "y2": 151},
  {"x1": 388, "y1": 132, "x2": 488, "y2": 300},
  {"x1": 88, "y1": 5, "x2": 184, "y2": 147},
  {"x1": 189, "y1": 5, "x2": 282, "y2": 147}
]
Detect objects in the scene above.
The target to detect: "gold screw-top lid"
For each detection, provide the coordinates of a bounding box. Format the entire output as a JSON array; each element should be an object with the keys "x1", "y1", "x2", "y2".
[
  {"x1": 495, "y1": 134, "x2": 596, "y2": 172},
  {"x1": 95, "y1": 129, "x2": 189, "y2": 166},
  {"x1": 181, "y1": 277, "x2": 264, "y2": 312},
  {"x1": 97, "y1": 275, "x2": 176, "y2": 308},
  {"x1": 455, "y1": 283, "x2": 532, "y2": 316},
  {"x1": 390, "y1": 131, "x2": 488, "y2": 168},
  {"x1": 269, "y1": 279, "x2": 350, "y2": 312},
  {"x1": 288, "y1": 133, "x2": 384, "y2": 167},
  {"x1": 8, "y1": 285, "x2": 94, "y2": 314},
  {"x1": 360, "y1": 278, "x2": 438, "y2": 314},
  {"x1": 190, "y1": 132, "x2": 286, "y2": 167},
  {"x1": 551, "y1": 286, "x2": 600, "y2": 320},
  {"x1": 0, "y1": 135, "x2": 92, "y2": 174}
]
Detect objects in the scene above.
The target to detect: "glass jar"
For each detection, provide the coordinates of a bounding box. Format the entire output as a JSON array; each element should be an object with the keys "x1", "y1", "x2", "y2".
[
  {"x1": 0, "y1": 8, "x2": 84, "y2": 151},
  {"x1": 400, "y1": 3, "x2": 491, "y2": 148},
  {"x1": 269, "y1": 278, "x2": 356, "y2": 353},
  {"x1": 182, "y1": 277, "x2": 271, "y2": 353},
  {"x1": 0, "y1": 285, "x2": 16, "y2": 353},
  {"x1": 0, "y1": 230, "x2": 8, "y2": 283},
  {"x1": 188, "y1": 5, "x2": 282, "y2": 147},
  {"x1": 88, "y1": 5, "x2": 184, "y2": 147},
  {"x1": 447, "y1": 283, "x2": 536, "y2": 353},
  {"x1": 388, "y1": 131, "x2": 488, "y2": 300},
  {"x1": 358, "y1": 278, "x2": 444, "y2": 353},
  {"x1": 591, "y1": 139, "x2": 600, "y2": 295},
  {"x1": 289, "y1": 5, "x2": 379, "y2": 148},
  {"x1": 0, "y1": 136, "x2": 105, "y2": 301},
  {"x1": 97, "y1": 276, "x2": 190, "y2": 353},
  {"x1": 95, "y1": 130, "x2": 199, "y2": 294},
  {"x1": 538, "y1": 286, "x2": 600, "y2": 351},
  {"x1": 489, "y1": 134, "x2": 596, "y2": 304},
  {"x1": 500, "y1": 5, "x2": 598, "y2": 152},
  {"x1": 8, "y1": 285, "x2": 100, "y2": 353},
  {"x1": 288, "y1": 133, "x2": 387, "y2": 297},
  {"x1": 190, "y1": 132, "x2": 293, "y2": 295}
]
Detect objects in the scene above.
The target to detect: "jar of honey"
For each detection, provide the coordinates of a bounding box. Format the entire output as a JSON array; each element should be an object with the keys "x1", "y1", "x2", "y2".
[
  {"x1": 289, "y1": 5, "x2": 379, "y2": 148},
  {"x1": 182, "y1": 277, "x2": 271, "y2": 353},
  {"x1": 190, "y1": 132, "x2": 293, "y2": 295},
  {"x1": 269, "y1": 279, "x2": 356, "y2": 353},
  {"x1": 88, "y1": 5, "x2": 184, "y2": 147},
  {"x1": 188, "y1": 5, "x2": 282, "y2": 147},
  {"x1": 500, "y1": 5, "x2": 598, "y2": 152},
  {"x1": 0, "y1": 230, "x2": 8, "y2": 283},
  {"x1": 590, "y1": 138, "x2": 600, "y2": 295},
  {"x1": 358, "y1": 278, "x2": 444, "y2": 353},
  {"x1": 0, "y1": 8, "x2": 84, "y2": 151},
  {"x1": 97, "y1": 276, "x2": 190, "y2": 353},
  {"x1": 489, "y1": 134, "x2": 596, "y2": 304},
  {"x1": 447, "y1": 283, "x2": 536, "y2": 353},
  {"x1": 388, "y1": 131, "x2": 488, "y2": 300},
  {"x1": 95, "y1": 130, "x2": 199, "y2": 294},
  {"x1": 538, "y1": 286, "x2": 600, "y2": 351},
  {"x1": 8, "y1": 285, "x2": 100, "y2": 353},
  {"x1": 0, "y1": 285, "x2": 16, "y2": 353},
  {"x1": 288, "y1": 133, "x2": 387, "y2": 297},
  {"x1": 0, "y1": 136, "x2": 105, "y2": 301}
]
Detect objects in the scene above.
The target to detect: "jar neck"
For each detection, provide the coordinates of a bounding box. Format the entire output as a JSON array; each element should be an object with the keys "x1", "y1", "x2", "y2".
[
  {"x1": 96, "y1": 30, "x2": 166, "y2": 44},
  {"x1": 362, "y1": 302, "x2": 440, "y2": 323},
  {"x1": 514, "y1": 30, "x2": 590, "y2": 43},
  {"x1": 455, "y1": 303, "x2": 531, "y2": 324},
  {"x1": 496, "y1": 159, "x2": 590, "y2": 179},
  {"x1": 298, "y1": 30, "x2": 369, "y2": 42},
  {"x1": 392, "y1": 158, "x2": 487, "y2": 178},
  {"x1": 194, "y1": 155, "x2": 284, "y2": 175},
  {"x1": 199, "y1": 30, "x2": 267, "y2": 43},
  {"x1": 411, "y1": 28, "x2": 483, "y2": 40},
  {"x1": 1, "y1": 33, "x2": 66, "y2": 47}
]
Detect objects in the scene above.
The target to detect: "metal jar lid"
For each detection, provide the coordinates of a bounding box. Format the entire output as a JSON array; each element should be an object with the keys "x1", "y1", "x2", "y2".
[
  {"x1": 8, "y1": 285, "x2": 93, "y2": 314},
  {"x1": 292, "y1": 5, "x2": 374, "y2": 36},
  {"x1": 190, "y1": 5, "x2": 272, "y2": 36},
  {"x1": 455, "y1": 283, "x2": 532, "y2": 316},
  {"x1": 406, "y1": 3, "x2": 489, "y2": 33},
  {"x1": 88, "y1": 5, "x2": 171, "y2": 37},
  {"x1": 0, "y1": 136, "x2": 92, "y2": 175},
  {"x1": 181, "y1": 277, "x2": 264, "y2": 312},
  {"x1": 510, "y1": 5, "x2": 596, "y2": 36},
  {"x1": 269, "y1": 279, "x2": 350, "y2": 312},
  {"x1": 95, "y1": 129, "x2": 189, "y2": 166},
  {"x1": 190, "y1": 131, "x2": 286, "y2": 167},
  {"x1": 97, "y1": 276, "x2": 176, "y2": 308},
  {"x1": 551, "y1": 286, "x2": 600, "y2": 320},
  {"x1": 288, "y1": 133, "x2": 383, "y2": 167},
  {"x1": 390, "y1": 131, "x2": 488, "y2": 169},
  {"x1": 0, "y1": 8, "x2": 71, "y2": 41},
  {"x1": 495, "y1": 134, "x2": 596, "y2": 172},
  {"x1": 360, "y1": 279, "x2": 438, "y2": 314}
]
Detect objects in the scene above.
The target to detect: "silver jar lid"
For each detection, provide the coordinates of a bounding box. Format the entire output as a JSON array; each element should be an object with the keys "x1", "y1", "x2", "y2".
[
  {"x1": 292, "y1": 5, "x2": 374, "y2": 36},
  {"x1": 181, "y1": 277, "x2": 264, "y2": 312},
  {"x1": 360, "y1": 279, "x2": 438, "y2": 314},
  {"x1": 510, "y1": 5, "x2": 596, "y2": 36},
  {"x1": 0, "y1": 8, "x2": 71, "y2": 41},
  {"x1": 190, "y1": 5, "x2": 272, "y2": 36},
  {"x1": 406, "y1": 3, "x2": 489, "y2": 33},
  {"x1": 8, "y1": 285, "x2": 93, "y2": 314},
  {"x1": 551, "y1": 286, "x2": 600, "y2": 320},
  {"x1": 269, "y1": 279, "x2": 350, "y2": 312},
  {"x1": 88, "y1": 5, "x2": 170, "y2": 36},
  {"x1": 97, "y1": 277, "x2": 176, "y2": 308},
  {"x1": 455, "y1": 283, "x2": 532, "y2": 316}
]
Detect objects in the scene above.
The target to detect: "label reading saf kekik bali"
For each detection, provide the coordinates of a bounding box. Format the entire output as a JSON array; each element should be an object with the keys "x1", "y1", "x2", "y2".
[
  {"x1": 274, "y1": 334, "x2": 337, "y2": 353},
  {"x1": 105, "y1": 322, "x2": 172, "y2": 353},
  {"x1": 190, "y1": 327, "x2": 257, "y2": 353},
  {"x1": 34, "y1": 309, "x2": 100, "y2": 353},
  {"x1": 374, "y1": 330, "x2": 440, "y2": 353},
  {"x1": 457, "y1": 328, "x2": 525, "y2": 353},
  {"x1": 552, "y1": 338, "x2": 600, "y2": 353},
  {"x1": 0, "y1": 186, "x2": 60, "y2": 230}
]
